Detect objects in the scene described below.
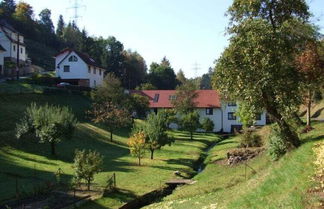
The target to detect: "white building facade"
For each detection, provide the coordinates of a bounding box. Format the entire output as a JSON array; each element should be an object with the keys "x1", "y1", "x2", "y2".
[
  {"x1": 132, "y1": 90, "x2": 267, "y2": 133},
  {"x1": 55, "y1": 49, "x2": 106, "y2": 88},
  {"x1": 0, "y1": 20, "x2": 28, "y2": 76}
]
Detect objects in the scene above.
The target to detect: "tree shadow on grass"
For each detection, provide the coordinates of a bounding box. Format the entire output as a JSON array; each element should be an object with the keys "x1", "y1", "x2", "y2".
[
  {"x1": 312, "y1": 107, "x2": 324, "y2": 118},
  {"x1": 302, "y1": 135, "x2": 324, "y2": 144}
]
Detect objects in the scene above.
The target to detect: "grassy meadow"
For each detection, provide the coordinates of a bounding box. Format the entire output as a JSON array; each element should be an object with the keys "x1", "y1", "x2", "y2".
[{"x1": 0, "y1": 89, "x2": 220, "y2": 208}]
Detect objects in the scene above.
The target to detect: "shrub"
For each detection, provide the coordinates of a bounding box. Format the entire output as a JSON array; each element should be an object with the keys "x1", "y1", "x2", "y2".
[
  {"x1": 267, "y1": 126, "x2": 288, "y2": 161},
  {"x1": 201, "y1": 118, "x2": 214, "y2": 132},
  {"x1": 240, "y1": 128, "x2": 262, "y2": 148}
]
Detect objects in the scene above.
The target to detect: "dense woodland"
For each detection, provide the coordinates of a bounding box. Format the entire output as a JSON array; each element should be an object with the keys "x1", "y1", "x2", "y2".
[{"x1": 0, "y1": 0, "x2": 213, "y2": 90}]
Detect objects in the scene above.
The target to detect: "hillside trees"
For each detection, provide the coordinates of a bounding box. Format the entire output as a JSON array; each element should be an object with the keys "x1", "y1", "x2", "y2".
[
  {"x1": 0, "y1": 0, "x2": 16, "y2": 19},
  {"x1": 295, "y1": 41, "x2": 324, "y2": 127},
  {"x1": 148, "y1": 58, "x2": 177, "y2": 90},
  {"x1": 16, "y1": 103, "x2": 77, "y2": 155},
  {"x1": 213, "y1": 0, "x2": 317, "y2": 148}
]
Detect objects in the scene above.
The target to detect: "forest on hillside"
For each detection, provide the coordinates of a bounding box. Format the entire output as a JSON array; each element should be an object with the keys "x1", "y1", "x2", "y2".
[{"x1": 0, "y1": 0, "x2": 213, "y2": 90}]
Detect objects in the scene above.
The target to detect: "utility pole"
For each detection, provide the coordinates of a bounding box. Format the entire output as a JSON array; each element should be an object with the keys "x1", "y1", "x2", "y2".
[
  {"x1": 193, "y1": 62, "x2": 201, "y2": 78},
  {"x1": 67, "y1": 0, "x2": 86, "y2": 26},
  {"x1": 16, "y1": 33, "x2": 19, "y2": 80}
]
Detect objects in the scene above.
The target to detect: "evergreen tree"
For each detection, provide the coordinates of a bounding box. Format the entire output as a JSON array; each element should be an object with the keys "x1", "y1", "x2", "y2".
[
  {"x1": 38, "y1": 9, "x2": 54, "y2": 34},
  {"x1": 56, "y1": 15, "x2": 65, "y2": 37}
]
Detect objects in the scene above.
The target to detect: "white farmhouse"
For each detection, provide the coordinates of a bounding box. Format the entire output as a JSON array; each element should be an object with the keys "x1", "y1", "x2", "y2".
[
  {"x1": 55, "y1": 48, "x2": 106, "y2": 88},
  {"x1": 131, "y1": 90, "x2": 266, "y2": 133},
  {"x1": 0, "y1": 20, "x2": 28, "y2": 76}
]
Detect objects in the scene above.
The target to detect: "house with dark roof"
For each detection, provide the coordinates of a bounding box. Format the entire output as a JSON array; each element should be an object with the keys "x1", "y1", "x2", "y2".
[
  {"x1": 131, "y1": 90, "x2": 267, "y2": 133},
  {"x1": 0, "y1": 20, "x2": 28, "y2": 76},
  {"x1": 54, "y1": 48, "x2": 107, "y2": 88}
]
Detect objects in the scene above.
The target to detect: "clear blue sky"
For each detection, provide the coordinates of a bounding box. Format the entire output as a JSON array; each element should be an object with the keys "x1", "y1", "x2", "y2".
[{"x1": 23, "y1": 0, "x2": 324, "y2": 78}]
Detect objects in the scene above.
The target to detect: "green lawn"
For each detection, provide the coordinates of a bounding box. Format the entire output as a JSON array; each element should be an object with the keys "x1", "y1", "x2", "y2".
[
  {"x1": 145, "y1": 123, "x2": 324, "y2": 209},
  {"x1": 0, "y1": 91, "x2": 221, "y2": 208}
]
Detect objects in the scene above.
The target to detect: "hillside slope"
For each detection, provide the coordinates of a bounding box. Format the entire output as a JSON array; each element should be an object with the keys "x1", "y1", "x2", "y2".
[{"x1": 145, "y1": 123, "x2": 324, "y2": 209}]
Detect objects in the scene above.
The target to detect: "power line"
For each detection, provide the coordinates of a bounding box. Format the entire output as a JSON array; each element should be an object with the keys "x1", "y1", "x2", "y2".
[
  {"x1": 67, "y1": 0, "x2": 86, "y2": 25},
  {"x1": 192, "y1": 62, "x2": 201, "y2": 77}
]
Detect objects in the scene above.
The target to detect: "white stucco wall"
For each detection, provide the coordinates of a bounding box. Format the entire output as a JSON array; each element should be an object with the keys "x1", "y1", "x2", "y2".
[
  {"x1": 221, "y1": 103, "x2": 266, "y2": 133},
  {"x1": 55, "y1": 51, "x2": 105, "y2": 88},
  {"x1": 148, "y1": 103, "x2": 267, "y2": 133},
  {"x1": 0, "y1": 27, "x2": 26, "y2": 62}
]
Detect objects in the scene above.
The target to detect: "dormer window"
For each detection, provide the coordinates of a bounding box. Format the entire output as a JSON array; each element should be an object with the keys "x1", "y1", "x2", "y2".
[
  {"x1": 153, "y1": 94, "x2": 159, "y2": 103},
  {"x1": 68, "y1": 55, "x2": 78, "y2": 62},
  {"x1": 168, "y1": 95, "x2": 177, "y2": 100}
]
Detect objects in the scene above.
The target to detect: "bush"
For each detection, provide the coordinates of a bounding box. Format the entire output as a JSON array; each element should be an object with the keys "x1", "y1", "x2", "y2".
[
  {"x1": 201, "y1": 118, "x2": 214, "y2": 132},
  {"x1": 240, "y1": 128, "x2": 262, "y2": 148},
  {"x1": 267, "y1": 126, "x2": 288, "y2": 161}
]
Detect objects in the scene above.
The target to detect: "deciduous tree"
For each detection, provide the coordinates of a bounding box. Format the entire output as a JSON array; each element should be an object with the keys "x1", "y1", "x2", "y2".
[
  {"x1": 181, "y1": 111, "x2": 200, "y2": 140},
  {"x1": 16, "y1": 103, "x2": 77, "y2": 155},
  {"x1": 213, "y1": 0, "x2": 316, "y2": 148},
  {"x1": 73, "y1": 149, "x2": 104, "y2": 191},
  {"x1": 128, "y1": 132, "x2": 146, "y2": 166}
]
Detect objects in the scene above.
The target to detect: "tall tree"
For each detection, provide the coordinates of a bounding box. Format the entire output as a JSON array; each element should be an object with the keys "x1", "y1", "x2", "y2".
[
  {"x1": 62, "y1": 21, "x2": 82, "y2": 50},
  {"x1": 105, "y1": 36, "x2": 125, "y2": 78},
  {"x1": 0, "y1": 0, "x2": 16, "y2": 18},
  {"x1": 148, "y1": 58, "x2": 177, "y2": 90},
  {"x1": 56, "y1": 15, "x2": 65, "y2": 37},
  {"x1": 295, "y1": 41, "x2": 324, "y2": 127},
  {"x1": 213, "y1": 0, "x2": 316, "y2": 148},
  {"x1": 176, "y1": 69, "x2": 187, "y2": 85},
  {"x1": 38, "y1": 9, "x2": 54, "y2": 34},
  {"x1": 200, "y1": 67, "x2": 213, "y2": 90},
  {"x1": 123, "y1": 50, "x2": 147, "y2": 89}
]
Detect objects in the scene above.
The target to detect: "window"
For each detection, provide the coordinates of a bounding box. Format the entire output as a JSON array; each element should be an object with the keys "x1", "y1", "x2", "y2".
[
  {"x1": 93, "y1": 68, "x2": 96, "y2": 74},
  {"x1": 94, "y1": 80, "x2": 97, "y2": 87},
  {"x1": 99, "y1": 69, "x2": 102, "y2": 75},
  {"x1": 228, "y1": 112, "x2": 236, "y2": 120},
  {"x1": 255, "y1": 113, "x2": 262, "y2": 121},
  {"x1": 153, "y1": 94, "x2": 159, "y2": 103},
  {"x1": 168, "y1": 95, "x2": 177, "y2": 100},
  {"x1": 63, "y1": 65, "x2": 70, "y2": 72},
  {"x1": 88, "y1": 66, "x2": 91, "y2": 73},
  {"x1": 13, "y1": 45, "x2": 16, "y2": 51},
  {"x1": 206, "y1": 108, "x2": 213, "y2": 115},
  {"x1": 20, "y1": 47, "x2": 23, "y2": 54},
  {"x1": 68, "y1": 55, "x2": 78, "y2": 62},
  {"x1": 228, "y1": 102, "x2": 237, "y2": 106}
]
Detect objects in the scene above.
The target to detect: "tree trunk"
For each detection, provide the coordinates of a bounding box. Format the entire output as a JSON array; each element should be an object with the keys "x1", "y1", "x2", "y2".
[
  {"x1": 87, "y1": 179, "x2": 91, "y2": 191},
  {"x1": 150, "y1": 149, "x2": 154, "y2": 160},
  {"x1": 110, "y1": 131, "x2": 113, "y2": 142},
  {"x1": 190, "y1": 131, "x2": 193, "y2": 140},
  {"x1": 262, "y1": 92, "x2": 300, "y2": 148},
  {"x1": 50, "y1": 141, "x2": 56, "y2": 155},
  {"x1": 292, "y1": 112, "x2": 304, "y2": 126},
  {"x1": 306, "y1": 90, "x2": 312, "y2": 127},
  {"x1": 138, "y1": 157, "x2": 141, "y2": 166}
]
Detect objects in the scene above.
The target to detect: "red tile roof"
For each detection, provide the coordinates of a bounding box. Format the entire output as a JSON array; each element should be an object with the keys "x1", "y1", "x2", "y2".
[{"x1": 131, "y1": 90, "x2": 221, "y2": 108}]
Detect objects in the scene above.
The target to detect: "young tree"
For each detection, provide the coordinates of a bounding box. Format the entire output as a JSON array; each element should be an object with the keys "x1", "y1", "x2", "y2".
[
  {"x1": 128, "y1": 132, "x2": 146, "y2": 166},
  {"x1": 89, "y1": 102, "x2": 131, "y2": 142},
  {"x1": 201, "y1": 118, "x2": 214, "y2": 132},
  {"x1": 295, "y1": 41, "x2": 324, "y2": 127},
  {"x1": 143, "y1": 112, "x2": 174, "y2": 159},
  {"x1": 73, "y1": 149, "x2": 104, "y2": 191},
  {"x1": 172, "y1": 80, "x2": 198, "y2": 114},
  {"x1": 213, "y1": 0, "x2": 316, "y2": 148},
  {"x1": 16, "y1": 103, "x2": 77, "y2": 155},
  {"x1": 181, "y1": 111, "x2": 200, "y2": 140},
  {"x1": 235, "y1": 102, "x2": 260, "y2": 128}
]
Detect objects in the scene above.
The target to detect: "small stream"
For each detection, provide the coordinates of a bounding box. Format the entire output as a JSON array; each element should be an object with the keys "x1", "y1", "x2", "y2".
[{"x1": 119, "y1": 135, "x2": 228, "y2": 209}]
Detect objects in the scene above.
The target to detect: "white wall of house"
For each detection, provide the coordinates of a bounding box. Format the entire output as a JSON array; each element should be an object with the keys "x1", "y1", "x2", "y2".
[
  {"x1": 148, "y1": 104, "x2": 266, "y2": 133},
  {"x1": 55, "y1": 51, "x2": 105, "y2": 88},
  {"x1": 221, "y1": 102, "x2": 266, "y2": 133},
  {"x1": 0, "y1": 27, "x2": 26, "y2": 62}
]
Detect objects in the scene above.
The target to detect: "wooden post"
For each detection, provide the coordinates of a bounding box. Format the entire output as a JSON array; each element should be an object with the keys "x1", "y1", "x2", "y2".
[{"x1": 113, "y1": 173, "x2": 116, "y2": 188}]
